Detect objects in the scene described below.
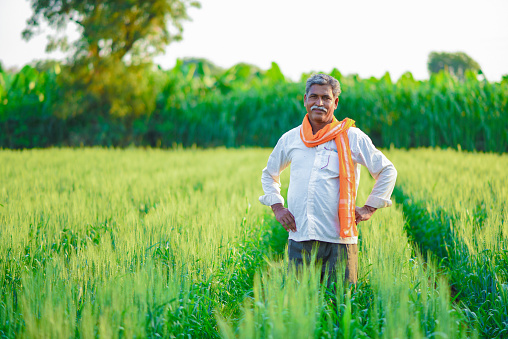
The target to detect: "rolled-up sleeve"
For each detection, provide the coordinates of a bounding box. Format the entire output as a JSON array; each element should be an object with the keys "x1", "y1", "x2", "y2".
[
  {"x1": 348, "y1": 128, "x2": 397, "y2": 209},
  {"x1": 259, "y1": 135, "x2": 291, "y2": 206}
]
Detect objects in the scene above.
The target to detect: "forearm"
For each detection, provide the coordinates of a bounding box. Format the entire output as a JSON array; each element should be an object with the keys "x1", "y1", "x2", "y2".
[
  {"x1": 259, "y1": 138, "x2": 290, "y2": 206},
  {"x1": 259, "y1": 167, "x2": 285, "y2": 206},
  {"x1": 348, "y1": 128, "x2": 397, "y2": 209},
  {"x1": 365, "y1": 163, "x2": 397, "y2": 209}
]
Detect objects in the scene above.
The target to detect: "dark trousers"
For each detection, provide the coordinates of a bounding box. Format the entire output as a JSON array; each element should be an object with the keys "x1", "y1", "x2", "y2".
[{"x1": 288, "y1": 239, "x2": 358, "y2": 286}]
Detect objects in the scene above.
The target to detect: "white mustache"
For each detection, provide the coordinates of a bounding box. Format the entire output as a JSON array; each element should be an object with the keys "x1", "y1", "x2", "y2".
[{"x1": 311, "y1": 105, "x2": 327, "y2": 112}]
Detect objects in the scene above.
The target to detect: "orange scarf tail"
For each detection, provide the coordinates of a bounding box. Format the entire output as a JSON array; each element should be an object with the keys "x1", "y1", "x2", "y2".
[{"x1": 300, "y1": 114, "x2": 357, "y2": 238}]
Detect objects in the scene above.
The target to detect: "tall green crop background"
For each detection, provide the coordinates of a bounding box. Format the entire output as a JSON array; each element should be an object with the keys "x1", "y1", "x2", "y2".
[{"x1": 1, "y1": 62, "x2": 507, "y2": 151}]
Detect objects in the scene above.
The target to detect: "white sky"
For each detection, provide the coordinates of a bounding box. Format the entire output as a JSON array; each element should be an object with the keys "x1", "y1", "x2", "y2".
[{"x1": 1, "y1": 0, "x2": 507, "y2": 81}]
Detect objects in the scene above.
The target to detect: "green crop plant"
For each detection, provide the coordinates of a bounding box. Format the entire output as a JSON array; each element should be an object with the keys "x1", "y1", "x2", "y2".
[
  {"x1": 389, "y1": 148, "x2": 508, "y2": 337},
  {"x1": 0, "y1": 64, "x2": 63, "y2": 148},
  {"x1": 2, "y1": 61, "x2": 507, "y2": 151},
  {"x1": 0, "y1": 148, "x2": 281, "y2": 337},
  {"x1": 0, "y1": 148, "x2": 478, "y2": 338},
  {"x1": 219, "y1": 166, "x2": 468, "y2": 338}
]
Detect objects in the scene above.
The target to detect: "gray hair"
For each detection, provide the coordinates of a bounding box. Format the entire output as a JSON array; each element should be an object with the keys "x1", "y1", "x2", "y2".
[{"x1": 305, "y1": 73, "x2": 341, "y2": 98}]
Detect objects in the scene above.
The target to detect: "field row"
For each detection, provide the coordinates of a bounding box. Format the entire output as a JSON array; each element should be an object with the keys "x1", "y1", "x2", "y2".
[
  {"x1": 0, "y1": 148, "x2": 506, "y2": 338},
  {"x1": 389, "y1": 149, "x2": 508, "y2": 338}
]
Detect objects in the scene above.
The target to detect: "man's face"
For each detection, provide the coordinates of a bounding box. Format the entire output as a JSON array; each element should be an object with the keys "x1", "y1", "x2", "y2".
[{"x1": 304, "y1": 84, "x2": 339, "y2": 128}]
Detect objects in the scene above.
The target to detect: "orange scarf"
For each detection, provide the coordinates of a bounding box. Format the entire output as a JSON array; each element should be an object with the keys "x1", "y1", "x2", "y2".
[{"x1": 300, "y1": 114, "x2": 357, "y2": 238}]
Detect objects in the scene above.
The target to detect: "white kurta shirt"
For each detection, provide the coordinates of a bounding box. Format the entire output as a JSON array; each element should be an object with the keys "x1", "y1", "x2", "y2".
[{"x1": 259, "y1": 125, "x2": 397, "y2": 244}]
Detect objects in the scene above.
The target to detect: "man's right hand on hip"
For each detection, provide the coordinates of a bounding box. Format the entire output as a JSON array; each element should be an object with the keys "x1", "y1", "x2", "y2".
[{"x1": 271, "y1": 203, "x2": 297, "y2": 232}]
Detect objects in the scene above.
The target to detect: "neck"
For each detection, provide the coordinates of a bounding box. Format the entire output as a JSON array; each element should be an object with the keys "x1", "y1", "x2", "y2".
[{"x1": 310, "y1": 119, "x2": 333, "y2": 135}]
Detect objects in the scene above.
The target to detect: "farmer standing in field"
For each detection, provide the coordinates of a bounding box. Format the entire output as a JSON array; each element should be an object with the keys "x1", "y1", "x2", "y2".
[{"x1": 259, "y1": 73, "x2": 397, "y2": 286}]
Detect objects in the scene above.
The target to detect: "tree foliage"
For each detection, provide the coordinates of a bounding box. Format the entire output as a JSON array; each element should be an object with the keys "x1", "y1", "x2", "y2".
[
  {"x1": 22, "y1": 0, "x2": 200, "y2": 118},
  {"x1": 427, "y1": 51, "x2": 481, "y2": 79},
  {"x1": 23, "y1": 0, "x2": 200, "y2": 63}
]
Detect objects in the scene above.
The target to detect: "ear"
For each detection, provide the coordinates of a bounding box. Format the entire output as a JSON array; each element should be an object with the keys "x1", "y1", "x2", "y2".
[
  {"x1": 303, "y1": 94, "x2": 307, "y2": 105},
  {"x1": 334, "y1": 96, "x2": 339, "y2": 109}
]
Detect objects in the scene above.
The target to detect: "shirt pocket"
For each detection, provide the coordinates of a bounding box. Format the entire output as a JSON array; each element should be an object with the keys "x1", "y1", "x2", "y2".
[{"x1": 320, "y1": 148, "x2": 340, "y2": 177}]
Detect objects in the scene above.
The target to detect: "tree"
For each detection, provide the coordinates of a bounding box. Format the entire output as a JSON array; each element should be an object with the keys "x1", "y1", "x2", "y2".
[
  {"x1": 22, "y1": 0, "x2": 200, "y2": 119},
  {"x1": 427, "y1": 51, "x2": 481, "y2": 79},
  {"x1": 23, "y1": 0, "x2": 200, "y2": 64}
]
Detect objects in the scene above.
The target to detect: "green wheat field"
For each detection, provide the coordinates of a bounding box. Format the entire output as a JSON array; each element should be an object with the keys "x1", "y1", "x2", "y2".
[{"x1": 0, "y1": 148, "x2": 506, "y2": 338}]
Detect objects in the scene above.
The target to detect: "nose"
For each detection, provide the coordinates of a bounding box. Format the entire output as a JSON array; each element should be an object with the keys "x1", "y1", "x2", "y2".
[{"x1": 316, "y1": 97, "x2": 323, "y2": 106}]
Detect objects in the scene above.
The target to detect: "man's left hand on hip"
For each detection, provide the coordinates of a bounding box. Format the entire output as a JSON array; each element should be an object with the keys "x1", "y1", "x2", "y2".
[{"x1": 355, "y1": 205, "x2": 377, "y2": 225}]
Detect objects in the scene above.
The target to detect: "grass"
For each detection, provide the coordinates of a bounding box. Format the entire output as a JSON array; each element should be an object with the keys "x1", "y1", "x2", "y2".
[
  {"x1": 0, "y1": 148, "x2": 276, "y2": 337},
  {"x1": 1, "y1": 147, "x2": 504, "y2": 337},
  {"x1": 387, "y1": 148, "x2": 508, "y2": 338},
  {"x1": 220, "y1": 165, "x2": 467, "y2": 338}
]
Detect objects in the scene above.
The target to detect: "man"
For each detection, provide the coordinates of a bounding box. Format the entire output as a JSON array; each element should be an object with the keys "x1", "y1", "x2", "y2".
[{"x1": 259, "y1": 73, "x2": 397, "y2": 285}]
